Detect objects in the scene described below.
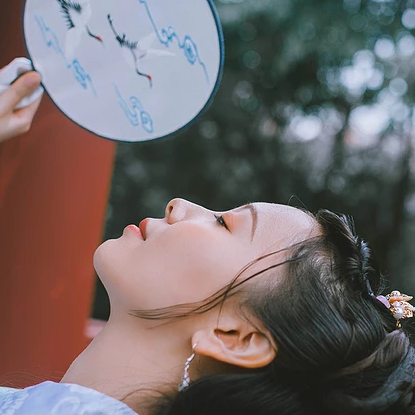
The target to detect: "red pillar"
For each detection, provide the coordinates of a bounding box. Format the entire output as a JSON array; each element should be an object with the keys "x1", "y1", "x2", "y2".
[{"x1": 0, "y1": 0, "x2": 116, "y2": 387}]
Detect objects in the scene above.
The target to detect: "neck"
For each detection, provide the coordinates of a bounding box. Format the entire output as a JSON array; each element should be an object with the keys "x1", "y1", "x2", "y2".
[{"x1": 61, "y1": 314, "x2": 190, "y2": 414}]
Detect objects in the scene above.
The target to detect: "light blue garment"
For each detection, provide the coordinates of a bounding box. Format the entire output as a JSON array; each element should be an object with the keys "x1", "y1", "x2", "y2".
[{"x1": 0, "y1": 381, "x2": 137, "y2": 415}]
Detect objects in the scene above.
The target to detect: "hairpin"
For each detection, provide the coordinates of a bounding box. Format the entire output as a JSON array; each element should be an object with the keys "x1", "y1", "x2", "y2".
[{"x1": 376, "y1": 290, "x2": 414, "y2": 328}]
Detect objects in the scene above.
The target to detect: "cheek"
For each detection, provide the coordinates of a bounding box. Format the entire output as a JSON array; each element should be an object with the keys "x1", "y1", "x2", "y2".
[
  {"x1": 93, "y1": 226, "x2": 259, "y2": 311},
  {"x1": 139, "y1": 228, "x2": 254, "y2": 306}
]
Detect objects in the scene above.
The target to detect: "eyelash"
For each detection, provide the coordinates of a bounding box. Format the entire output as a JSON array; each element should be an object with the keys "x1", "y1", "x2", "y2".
[{"x1": 214, "y1": 214, "x2": 229, "y2": 230}]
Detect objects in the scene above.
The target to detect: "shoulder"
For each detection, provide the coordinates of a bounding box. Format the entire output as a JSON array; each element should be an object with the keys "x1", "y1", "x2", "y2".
[{"x1": 0, "y1": 381, "x2": 137, "y2": 415}]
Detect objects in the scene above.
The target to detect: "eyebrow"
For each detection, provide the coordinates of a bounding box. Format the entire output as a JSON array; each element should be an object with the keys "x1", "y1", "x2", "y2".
[{"x1": 235, "y1": 203, "x2": 258, "y2": 242}]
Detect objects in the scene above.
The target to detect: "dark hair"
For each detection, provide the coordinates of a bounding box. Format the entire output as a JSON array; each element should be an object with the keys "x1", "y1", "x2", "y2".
[{"x1": 136, "y1": 209, "x2": 415, "y2": 415}]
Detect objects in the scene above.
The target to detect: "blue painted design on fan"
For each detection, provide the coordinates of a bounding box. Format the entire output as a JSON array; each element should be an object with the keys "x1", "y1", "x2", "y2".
[
  {"x1": 137, "y1": 0, "x2": 210, "y2": 84},
  {"x1": 34, "y1": 14, "x2": 97, "y2": 96},
  {"x1": 113, "y1": 83, "x2": 154, "y2": 133}
]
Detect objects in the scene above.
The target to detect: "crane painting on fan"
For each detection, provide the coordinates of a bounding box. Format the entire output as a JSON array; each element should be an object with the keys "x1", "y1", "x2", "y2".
[
  {"x1": 108, "y1": 14, "x2": 175, "y2": 88},
  {"x1": 56, "y1": 0, "x2": 104, "y2": 61},
  {"x1": 34, "y1": 13, "x2": 97, "y2": 96}
]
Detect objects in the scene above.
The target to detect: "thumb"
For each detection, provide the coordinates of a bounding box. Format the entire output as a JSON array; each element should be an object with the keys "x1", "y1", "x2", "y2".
[{"x1": 0, "y1": 72, "x2": 41, "y2": 114}]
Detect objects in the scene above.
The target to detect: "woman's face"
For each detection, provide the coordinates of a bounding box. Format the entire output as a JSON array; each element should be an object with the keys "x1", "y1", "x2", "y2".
[{"x1": 94, "y1": 199, "x2": 318, "y2": 312}]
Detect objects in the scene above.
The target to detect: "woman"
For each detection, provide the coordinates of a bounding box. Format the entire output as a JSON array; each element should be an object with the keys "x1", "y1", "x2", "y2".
[{"x1": 1, "y1": 198, "x2": 414, "y2": 414}]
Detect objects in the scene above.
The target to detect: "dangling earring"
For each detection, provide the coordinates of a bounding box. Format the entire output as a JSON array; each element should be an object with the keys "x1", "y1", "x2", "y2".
[{"x1": 178, "y1": 343, "x2": 197, "y2": 392}]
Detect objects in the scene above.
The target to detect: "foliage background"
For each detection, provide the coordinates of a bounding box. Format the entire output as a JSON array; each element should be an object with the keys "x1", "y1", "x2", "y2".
[{"x1": 92, "y1": 0, "x2": 415, "y2": 320}]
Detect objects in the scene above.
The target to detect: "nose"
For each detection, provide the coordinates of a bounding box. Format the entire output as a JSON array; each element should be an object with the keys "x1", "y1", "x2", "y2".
[
  {"x1": 165, "y1": 198, "x2": 206, "y2": 224},
  {"x1": 165, "y1": 198, "x2": 188, "y2": 224}
]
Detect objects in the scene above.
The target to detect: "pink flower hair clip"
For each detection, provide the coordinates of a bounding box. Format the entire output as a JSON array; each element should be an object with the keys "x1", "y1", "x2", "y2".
[{"x1": 376, "y1": 291, "x2": 415, "y2": 328}]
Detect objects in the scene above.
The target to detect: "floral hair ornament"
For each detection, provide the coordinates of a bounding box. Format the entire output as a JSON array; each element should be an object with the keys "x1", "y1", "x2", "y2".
[{"x1": 376, "y1": 291, "x2": 415, "y2": 328}]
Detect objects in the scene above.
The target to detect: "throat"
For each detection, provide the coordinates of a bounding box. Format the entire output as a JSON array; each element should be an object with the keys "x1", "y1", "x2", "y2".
[{"x1": 60, "y1": 317, "x2": 185, "y2": 413}]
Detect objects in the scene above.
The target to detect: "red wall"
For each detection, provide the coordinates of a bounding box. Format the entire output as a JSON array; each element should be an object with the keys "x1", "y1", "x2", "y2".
[{"x1": 0, "y1": 1, "x2": 116, "y2": 387}]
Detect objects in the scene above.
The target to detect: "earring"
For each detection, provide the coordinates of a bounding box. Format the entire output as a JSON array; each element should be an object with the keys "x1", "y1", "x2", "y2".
[{"x1": 178, "y1": 343, "x2": 197, "y2": 392}]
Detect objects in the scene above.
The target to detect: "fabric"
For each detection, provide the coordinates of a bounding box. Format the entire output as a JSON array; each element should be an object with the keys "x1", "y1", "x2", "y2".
[
  {"x1": 0, "y1": 381, "x2": 137, "y2": 415},
  {"x1": 0, "y1": 57, "x2": 44, "y2": 109}
]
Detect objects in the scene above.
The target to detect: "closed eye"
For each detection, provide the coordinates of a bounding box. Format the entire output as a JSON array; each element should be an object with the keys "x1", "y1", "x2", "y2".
[{"x1": 214, "y1": 214, "x2": 229, "y2": 230}]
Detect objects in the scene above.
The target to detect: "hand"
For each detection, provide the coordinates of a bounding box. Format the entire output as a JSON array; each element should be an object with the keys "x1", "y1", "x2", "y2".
[{"x1": 0, "y1": 71, "x2": 43, "y2": 143}]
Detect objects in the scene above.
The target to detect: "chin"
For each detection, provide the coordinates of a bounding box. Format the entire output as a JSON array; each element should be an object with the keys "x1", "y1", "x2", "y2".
[
  {"x1": 93, "y1": 239, "x2": 118, "y2": 280},
  {"x1": 93, "y1": 241, "x2": 126, "y2": 307}
]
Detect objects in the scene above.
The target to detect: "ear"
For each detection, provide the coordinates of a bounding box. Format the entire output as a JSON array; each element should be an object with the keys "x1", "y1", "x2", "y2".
[{"x1": 192, "y1": 317, "x2": 277, "y2": 369}]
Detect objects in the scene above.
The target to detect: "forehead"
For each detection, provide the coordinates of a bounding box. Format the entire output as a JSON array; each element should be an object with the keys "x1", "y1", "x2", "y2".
[{"x1": 251, "y1": 202, "x2": 319, "y2": 249}]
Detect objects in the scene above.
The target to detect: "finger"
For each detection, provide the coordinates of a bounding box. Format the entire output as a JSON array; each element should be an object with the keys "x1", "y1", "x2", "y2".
[
  {"x1": 7, "y1": 94, "x2": 43, "y2": 135},
  {"x1": 0, "y1": 72, "x2": 41, "y2": 115},
  {"x1": 14, "y1": 93, "x2": 43, "y2": 120}
]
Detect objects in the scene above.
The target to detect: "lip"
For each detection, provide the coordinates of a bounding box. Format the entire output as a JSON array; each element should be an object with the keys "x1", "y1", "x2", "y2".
[
  {"x1": 138, "y1": 218, "x2": 149, "y2": 240},
  {"x1": 126, "y1": 224, "x2": 143, "y2": 239}
]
